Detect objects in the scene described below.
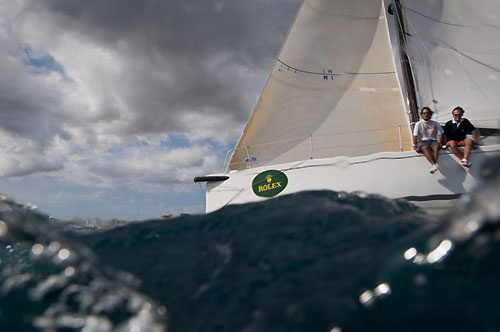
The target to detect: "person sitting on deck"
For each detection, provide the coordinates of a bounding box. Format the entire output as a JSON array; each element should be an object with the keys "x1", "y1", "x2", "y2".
[
  {"x1": 443, "y1": 106, "x2": 480, "y2": 168},
  {"x1": 413, "y1": 107, "x2": 444, "y2": 174}
]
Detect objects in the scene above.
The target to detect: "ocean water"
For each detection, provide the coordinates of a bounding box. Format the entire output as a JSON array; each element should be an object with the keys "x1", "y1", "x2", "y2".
[{"x1": 1, "y1": 156, "x2": 499, "y2": 332}]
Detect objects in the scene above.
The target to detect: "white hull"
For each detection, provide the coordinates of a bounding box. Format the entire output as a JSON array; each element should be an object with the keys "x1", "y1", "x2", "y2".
[{"x1": 204, "y1": 145, "x2": 500, "y2": 213}]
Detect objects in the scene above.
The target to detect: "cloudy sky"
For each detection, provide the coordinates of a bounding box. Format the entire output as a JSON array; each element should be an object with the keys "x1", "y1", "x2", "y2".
[{"x1": 0, "y1": 0, "x2": 301, "y2": 220}]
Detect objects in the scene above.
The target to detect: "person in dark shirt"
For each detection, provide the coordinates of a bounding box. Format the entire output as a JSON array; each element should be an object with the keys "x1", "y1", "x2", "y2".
[{"x1": 443, "y1": 106, "x2": 480, "y2": 167}]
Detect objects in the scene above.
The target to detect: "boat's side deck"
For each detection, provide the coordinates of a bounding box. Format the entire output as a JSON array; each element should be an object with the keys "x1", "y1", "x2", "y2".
[{"x1": 204, "y1": 144, "x2": 500, "y2": 213}]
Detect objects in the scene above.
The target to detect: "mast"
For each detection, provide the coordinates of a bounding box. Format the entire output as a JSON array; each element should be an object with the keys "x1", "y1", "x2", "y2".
[{"x1": 389, "y1": 0, "x2": 419, "y2": 124}]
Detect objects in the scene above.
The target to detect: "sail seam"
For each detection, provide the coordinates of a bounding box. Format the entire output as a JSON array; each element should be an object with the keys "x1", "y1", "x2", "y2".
[
  {"x1": 403, "y1": 6, "x2": 464, "y2": 27},
  {"x1": 277, "y1": 59, "x2": 395, "y2": 76}
]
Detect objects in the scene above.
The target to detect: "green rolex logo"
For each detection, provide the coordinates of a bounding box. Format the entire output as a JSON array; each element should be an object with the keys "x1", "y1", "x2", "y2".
[{"x1": 252, "y1": 170, "x2": 288, "y2": 198}]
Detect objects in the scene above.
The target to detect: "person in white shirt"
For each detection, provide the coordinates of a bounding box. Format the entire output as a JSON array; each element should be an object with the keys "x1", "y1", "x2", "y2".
[{"x1": 412, "y1": 107, "x2": 444, "y2": 174}]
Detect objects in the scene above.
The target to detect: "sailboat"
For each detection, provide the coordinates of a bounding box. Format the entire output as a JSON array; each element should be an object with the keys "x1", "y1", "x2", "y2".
[{"x1": 195, "y1": 0, "x2": 500, "y2": 213}]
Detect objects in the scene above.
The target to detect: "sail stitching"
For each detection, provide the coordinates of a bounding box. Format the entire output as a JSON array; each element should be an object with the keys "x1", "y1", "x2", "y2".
[
  {"x1": 404, "y1": 6, "x2": 465, "y2": 27},
  {"x1": 276, "y1": 59, "x2": 395, "y2": 76}
]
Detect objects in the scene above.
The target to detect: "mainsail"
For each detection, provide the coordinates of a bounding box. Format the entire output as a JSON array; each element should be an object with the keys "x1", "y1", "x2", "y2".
[
  {"x1": 402, "y1": 0, "x2": 500, "y2": 128},
  {"x1": 228, "y1": 0, "x2": 413, "y2": 171}
]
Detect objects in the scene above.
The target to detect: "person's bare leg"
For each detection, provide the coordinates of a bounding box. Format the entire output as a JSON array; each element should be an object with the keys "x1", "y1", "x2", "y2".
[
  {"x1": 432, "y1": 143, "x2": 440, "y2": 162},
  {"x1": 421, "y1": 145, "x2": 436, "y2": 165},
  {"x1": 462, "y1": 138, "x2": 473, "y2": 160},
  {"x1": 446, "y1": 140, "x2": 463, "y2": 161}
]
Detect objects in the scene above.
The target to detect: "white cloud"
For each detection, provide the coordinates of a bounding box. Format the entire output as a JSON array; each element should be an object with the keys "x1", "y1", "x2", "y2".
[
  {"x1": 59, "y1": 137, "x2": 222, "y2": 192},
  {"x1": 0, "y1": 129, "x2": 64, "y2": 177}
]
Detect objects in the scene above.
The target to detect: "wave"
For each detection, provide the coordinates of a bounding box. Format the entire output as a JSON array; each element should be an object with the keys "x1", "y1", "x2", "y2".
[{"x1": 1, "y1": 156, "x2": 499, "y2": 331}]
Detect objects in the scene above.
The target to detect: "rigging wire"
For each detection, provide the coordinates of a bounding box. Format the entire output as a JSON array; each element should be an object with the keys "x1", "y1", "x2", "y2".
[
  {"x1": 392, "y1": 0, "x2": 419, "y2": 123},
  {"x1": 396, "y1": 2, "x2": 445, "y2": 117},
  {"x1": 449, "y1": 2, "x2": 473, "y2": 116},
  {"x1": 401, "y1": 2, "x2": 497, "y2": 120}
]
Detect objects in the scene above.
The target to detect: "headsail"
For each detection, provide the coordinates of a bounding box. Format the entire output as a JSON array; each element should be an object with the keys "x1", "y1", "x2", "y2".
[
  {"x1": 402, "y1": 0, "x2": 500, "y2": 128},
  {"x1": 228, "y1": 0, "x2": 412, "y2": 171}
]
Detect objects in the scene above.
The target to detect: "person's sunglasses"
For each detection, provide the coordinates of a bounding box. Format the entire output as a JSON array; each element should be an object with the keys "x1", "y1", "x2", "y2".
[
  {"x1": 453, "y1": 113, "x2": 463, "y2": 117},
  {"x1": 421, "y1": 112, "x2": 430, "y2": 115}
]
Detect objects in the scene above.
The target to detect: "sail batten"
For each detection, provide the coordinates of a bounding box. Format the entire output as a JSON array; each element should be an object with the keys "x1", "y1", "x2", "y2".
[{"x1": 228, "y1": 0, "x2": 411, "y2": 171}]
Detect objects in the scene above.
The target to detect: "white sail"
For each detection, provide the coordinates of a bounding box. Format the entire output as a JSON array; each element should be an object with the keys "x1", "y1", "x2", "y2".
[
  {"x1": 228, "y1": 0, "x2": 412, "y2": 171},
  {"x1": 403, "y1": 0, "x2": 500, "y2": 128},
  {"x1": 199, "y1": 0, "x2": 500, "y2": 214}
]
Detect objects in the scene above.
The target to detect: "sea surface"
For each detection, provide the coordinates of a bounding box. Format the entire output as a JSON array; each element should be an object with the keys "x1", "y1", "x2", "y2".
[{"x1": 1, "y1": 156, "x2": 500, "y2": 332}]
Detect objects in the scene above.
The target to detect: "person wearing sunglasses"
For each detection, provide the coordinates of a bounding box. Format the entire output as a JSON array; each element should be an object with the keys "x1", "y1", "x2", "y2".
[
  {"x1": 443, "y1": 106, "x2": 479, "y2": 167},
  {"x1": 412, "y1": 107, "x2": 444, "y2": 174}
]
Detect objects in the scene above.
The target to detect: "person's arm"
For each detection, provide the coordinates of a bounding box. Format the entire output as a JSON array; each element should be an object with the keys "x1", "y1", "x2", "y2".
[
  {"x1": 412, "y1": 136, "x2": 420, "y2": 152},
  {"x1": 438, "y1": 134, "x2": 444, "y2": 147},
  {"x1": 472, "y1": 129, "x2": 480, "y2": 144},
  {"x1": 440, "y1": 134, "x2": 447, "y2": 148},
  {"x1": 437, "y1": 123, "x2": 445, "y2": 147},
  {"x1": 412, "y1": 124, "x2": 420, "y2": 152},
  {"x1": 465, "y1": 119, "x2": 480, "y2": 144}
]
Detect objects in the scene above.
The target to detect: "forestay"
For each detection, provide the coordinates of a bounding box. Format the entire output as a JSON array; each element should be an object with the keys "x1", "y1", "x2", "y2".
[
  {"x1": 229, "y1": 0, "x2": 412, "y2": 171},
  {"x1": 403, "y1": 0, "x2": 500, "y2": 128}
]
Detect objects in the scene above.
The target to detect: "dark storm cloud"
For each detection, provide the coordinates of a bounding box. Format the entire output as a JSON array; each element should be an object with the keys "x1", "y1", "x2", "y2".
[
  {"x1": 39, "y1": 0, "x2": 296, "y2": 62},
  {"x1": 0, "y1": 0, "x2": 300, "y2": 181},
  {"x1": 29, "y1": 0, "x2": 301, "y2": 128},
  {"x1": 0, "y1": 54, "x2": 65, "y2": 145}
]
